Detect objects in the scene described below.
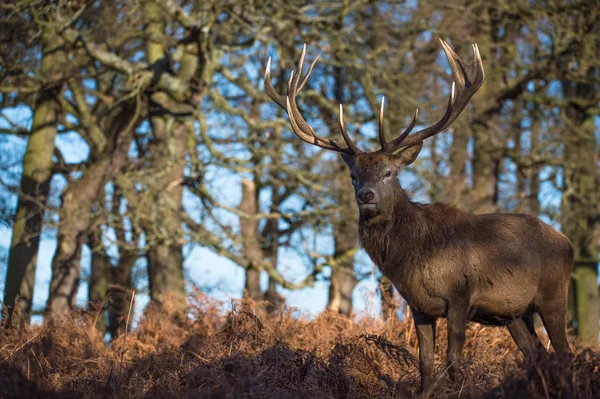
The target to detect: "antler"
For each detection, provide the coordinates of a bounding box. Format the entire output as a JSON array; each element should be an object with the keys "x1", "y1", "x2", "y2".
[
  {"x1": 381, "y1": 39, "x2": 485, "y2": 153},
  {"x1": 265, "y1": 39, "x2": 484, "y2": 156},
  {"x1": 264, "y1": 44, "x2": 361, "y2": 155}
]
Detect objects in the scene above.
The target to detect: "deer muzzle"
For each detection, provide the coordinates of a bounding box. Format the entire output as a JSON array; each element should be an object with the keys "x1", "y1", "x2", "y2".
[{"x1": 357, "y1": 188, "x2": 378, "y2": 207}]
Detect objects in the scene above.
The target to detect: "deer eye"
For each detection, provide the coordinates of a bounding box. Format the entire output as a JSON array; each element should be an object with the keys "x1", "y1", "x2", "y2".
[
  {"x1": 383, "y1": 171, "x2": 392, "y2": 179},
  {"x1": 350, "y1": 175, "x2": 357, "y2": 185}
]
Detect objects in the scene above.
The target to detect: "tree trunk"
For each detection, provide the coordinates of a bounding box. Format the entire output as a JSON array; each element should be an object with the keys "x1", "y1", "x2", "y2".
[
  {"x1": 46, "y1": 100, "x2": 139, "y2": 318},
  {"x1": 263, "y1": 216, "x2": 281, "y2": 311},
  {"x1": 471, "y1": 122, "x2": 500, "y2": 213},
  {"x1": 88, "y1": 227, "x2": 110, "y2": 334},
  {"x1": 142, "y1": 1, "x2": 195, "y2": 311},
  {"x1": 471, "y1": 5, "x2": 510, "y2": 214},
  {"x1": 328, "y1": 160, "x2": 358, "y2": 317},
  {"x1": 324, "y1": 35, "x2": 359, "y2": 316},
  {"x1": 263, "y1": 219, "x2": 281, "y2": 311},
  {"x1": 528, "y1": 97, "x2": 541, "y2": 216},
  {"x1": 107, "y1": 254, "x2": 136, "y2": 339},
  {"x1": 46, "y1": 160, "x2": 115, "y2": 316},
  {"x1": 147, "y1": 242, "x2": 185, "y2": 306},
  {"x1": 327, "y1": 263, "x2": 356, "y2": 316},
  {"x1": 3, "y1": 31, "x2": 65, "y2": 325},
  {"x1": 239, "y1": 179, "x2": 264, "y2": 302},
  {"x1": 560, "y1": 77, "x2": 599, "y2": 346},
  {"x1": 106, "y1": 188, "x2": 138, "y2": 339},
  {"x1": 144, "y1": 117, "x2": 187, "y2": 308},
  {"x1": 447, "y1": 118, "x2": 469, "y2": 206}
]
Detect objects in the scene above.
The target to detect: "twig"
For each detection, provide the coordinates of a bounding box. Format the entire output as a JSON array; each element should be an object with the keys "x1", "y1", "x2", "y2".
[
  {"x1": 407, "y1": 317, "x2": 414, "y2": 346},
  {"x1": 2, "y1": 331, "x2": 42, "y2": 362},
  {"x1": 29, "y1": 347, "x2": 44, "y2": 376},
  {"x1": 118, "y1": 290, "x2": 135, "y2": 382},
  {"x1": 91, "y1": 294, "x2": 111, "y2": 330},
  {"x1": 423, "y1": 362, "x2": 455, "y2": 399},
  {"x1": 535, "y1": 365, "x2": 550, "y2": 399},
  {"x1": 458, "y1": 369, "x2": 467, "y2": 397}
]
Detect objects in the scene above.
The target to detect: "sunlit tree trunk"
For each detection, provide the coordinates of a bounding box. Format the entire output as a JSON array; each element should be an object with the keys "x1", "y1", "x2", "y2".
[
  {"x1": 142, "y1": 1, "x2": 196, "y2": 310},
  {"x1": 3, "y1": 30, "x2": 64, "y2": 325},
  {"x1": 560, "y1": 78, "x2": 599, "y2": 346}
]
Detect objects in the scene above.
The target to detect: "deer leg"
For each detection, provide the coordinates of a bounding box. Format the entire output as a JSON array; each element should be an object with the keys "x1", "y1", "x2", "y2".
[
  {"x1": 507, "y1": 309, "x2": 546, "y2": 355},
  {"x1": 446, "y1": 300, "x2": 467, "y2": 382},
  {"x1": 538, "y1": 299, "x2": 571, "y2": 354},
  {"x1": 523, "y1": 309, "x2": 547, "y2": 352},
  {"x1": 412, "y1": 309, "x2": 437, "y2": 394}
]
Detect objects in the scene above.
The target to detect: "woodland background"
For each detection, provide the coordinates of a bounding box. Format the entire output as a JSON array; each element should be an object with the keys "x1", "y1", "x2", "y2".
[{"x1": 0, "y1": 0, "x2": 599, "y2": 352}]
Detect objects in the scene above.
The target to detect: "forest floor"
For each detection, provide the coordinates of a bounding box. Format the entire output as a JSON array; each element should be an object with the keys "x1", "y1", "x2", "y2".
[{"x1": 1, "y1": 293, "x2": 599, "y2": 398}]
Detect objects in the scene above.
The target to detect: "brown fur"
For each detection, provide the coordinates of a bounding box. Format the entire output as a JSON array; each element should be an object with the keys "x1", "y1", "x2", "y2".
[{"x1": 343, "y1": 151, "x2": 574, "y2": 393}]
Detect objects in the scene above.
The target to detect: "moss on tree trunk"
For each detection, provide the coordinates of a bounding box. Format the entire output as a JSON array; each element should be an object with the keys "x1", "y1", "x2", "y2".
[{"x1": 3, "y1": 30, "x2": 65, "y2": 325}]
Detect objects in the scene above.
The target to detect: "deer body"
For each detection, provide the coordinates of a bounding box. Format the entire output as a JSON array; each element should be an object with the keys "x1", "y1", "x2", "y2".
[
  {"x1": 359, "y1": 190, "x2": 572, "y2": 325},
  {"x1": 265, "y1": 40, "x2": 573, "y2": 394}
]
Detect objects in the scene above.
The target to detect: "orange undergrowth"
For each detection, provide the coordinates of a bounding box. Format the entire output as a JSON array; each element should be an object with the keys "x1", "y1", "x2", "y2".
[{"x1": 1, "y1": 293, "x2": 599, "y2": 398}]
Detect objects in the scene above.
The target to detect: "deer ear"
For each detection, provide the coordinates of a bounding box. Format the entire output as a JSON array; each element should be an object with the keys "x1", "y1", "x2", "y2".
[
  {"x1": 341, "y1": 152, "x2": 354, "y2": 168},
  {"x1": 394, "y1": 142, "x2": 423, "y2": 166}
]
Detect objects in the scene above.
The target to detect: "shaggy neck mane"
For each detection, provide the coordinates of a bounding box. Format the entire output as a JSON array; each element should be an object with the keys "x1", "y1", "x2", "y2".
[{"x1": 358, "y1": 188, "x2": 428, "y2": 268}]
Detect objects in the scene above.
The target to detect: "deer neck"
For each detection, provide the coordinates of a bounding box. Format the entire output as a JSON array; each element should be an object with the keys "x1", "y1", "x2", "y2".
[{"x1": 358, "y1": 189, "x2": 426, "y2": 269}]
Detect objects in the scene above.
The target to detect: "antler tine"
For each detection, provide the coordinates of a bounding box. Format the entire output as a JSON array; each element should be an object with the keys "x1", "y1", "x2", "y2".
[
  {"x1": 339, "y1": 104, "x2": 363, "y2": 154},
  {"x1": 384, "y1": 39, "x2": 485, "y2": 152},
  {"x1": 378, "y1": 96, "x2": 419, "y2": 152},
  {"x1": 378, "y1": 97, "x2": 388, "y2": 151},
  {"x1": 264, "y1": 57, "x2": 286, "y2": 110},
  {"x1": 265, "y1": 45, "x2": 359, "y2": 155},
  {"x1": 265, "y1": 56, "x2": 322, "y2": 144},
  {"x1": 395, "y1": 108, "x2": 419, "y2": 146},
  {"x1": 298, "y1": 55, "x2": 319, "y2": 93},
  {"x1": 386, "y1": 85, "x2": 454, "y2": 152},
  {"x1": 285, "y1": 50, "x2": 332, "y2": 143},
  {"x1": 285, "y1": 97, "x2": 319, "y2": 147},
  {"x1": 288, "y1": 44, "x2": 305, "y2": 96}
]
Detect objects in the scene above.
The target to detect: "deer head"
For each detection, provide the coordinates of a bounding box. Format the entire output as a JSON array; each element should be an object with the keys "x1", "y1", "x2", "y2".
[{"x1": 264, "y1": 40, "x2": 484, "y2": 218}]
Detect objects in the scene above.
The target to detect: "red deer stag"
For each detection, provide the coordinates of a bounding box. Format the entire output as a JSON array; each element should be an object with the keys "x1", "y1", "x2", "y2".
[{"x1": 264, "y1": 40, "x2": 573, "y2": 394}]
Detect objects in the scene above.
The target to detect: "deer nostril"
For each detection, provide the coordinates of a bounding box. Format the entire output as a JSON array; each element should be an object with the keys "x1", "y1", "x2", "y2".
[{"x1": 357, "y1": 189, "x2": 377, "y2": 204}]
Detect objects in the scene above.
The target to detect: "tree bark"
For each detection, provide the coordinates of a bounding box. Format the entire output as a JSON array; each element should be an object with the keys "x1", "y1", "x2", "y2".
[
  {"x1": 106, "y1": 188, "x2": 138, "y2": 339},
  {"x1": 46, "y1": 100, "x2": 139, "y2": 317},
  {"x1": 145, "y1": 118, "x2": 187, "y2": 307},
  {"x1": 528, "y1": 97, "x2": 541, "y2": 216},
  {"x1": 328, "y1": 160, "x2": 359, "y2": 317},
  {"x1": 107, "y1": 253, "x2": 137, "y2": 339},
  {"x1": 3, "y1": 31, "x2": 65, "y2": 325},
  {"x1": 471, "y1": 122, "x2": 500, "y2": 214},
  {"x1": 88, "y1": 227, "x2": 110, "y2": 334},
  {"x1": 560, "y1": 78, "x2": 599, "y2": 346},
  {"x1": 324, "y1": 33, "x2": 359, "y2": 316},
  {"x1": 447, "y1": 118, "x2": 469, "y2": 206},
  {"x1": 239, "y1": 179, "x2": 264, "y2": 302},
  {"x1": 142, "y1": 1, "x2": 198, "y2": 310}
]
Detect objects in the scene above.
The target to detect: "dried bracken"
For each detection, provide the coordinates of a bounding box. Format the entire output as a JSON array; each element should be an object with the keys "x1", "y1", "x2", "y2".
[{"x1": 1, "y1": 294, "x2": 598, "y2": 398}]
